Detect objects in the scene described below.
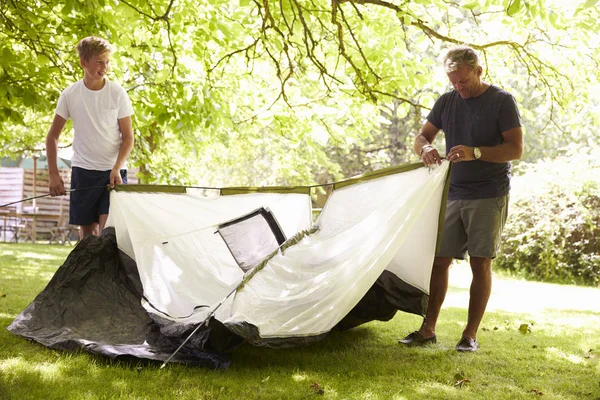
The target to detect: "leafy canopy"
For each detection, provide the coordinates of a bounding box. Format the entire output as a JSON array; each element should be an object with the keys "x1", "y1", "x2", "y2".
[{"x1": 1, "y1": 0, "x2": 598, "y2": 184}]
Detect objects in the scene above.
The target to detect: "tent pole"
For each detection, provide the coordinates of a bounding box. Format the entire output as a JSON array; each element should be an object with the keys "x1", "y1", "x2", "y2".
[
  {"x1": 160, "y1": 285, "x2": 239, "y2": 369},
  {"x1": 160, "y1": 226, "x2": 315, "y2": 368}
]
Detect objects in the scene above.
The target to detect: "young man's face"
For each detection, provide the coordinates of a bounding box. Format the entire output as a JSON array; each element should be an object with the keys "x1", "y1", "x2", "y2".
[
  {"x1": 81, "y1": 52, "x2": 111, "y2": 81},
  {"x1": 447, "y1": 64, "x2": 482, "y2": 99}
]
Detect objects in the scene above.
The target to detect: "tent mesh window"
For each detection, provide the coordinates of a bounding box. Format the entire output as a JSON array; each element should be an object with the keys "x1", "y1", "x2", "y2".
[{"x1": 217, "y1": 207, "x2": 286, "y2": 272}]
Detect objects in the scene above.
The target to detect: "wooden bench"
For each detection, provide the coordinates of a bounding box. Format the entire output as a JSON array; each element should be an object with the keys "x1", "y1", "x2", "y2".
[
  {"x1": 49, "y1": 212, "x2": 79, "y2": 245},
  {"x1": 18, "y1": 213, "x2": 60, "y2": 243}
]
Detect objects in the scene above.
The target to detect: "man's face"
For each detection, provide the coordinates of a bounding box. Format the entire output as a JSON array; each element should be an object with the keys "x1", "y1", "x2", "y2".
[
  {"x1": 81, "y1": 52, "x2": 111, "y2": 80},
  {"x1": 447, "y1": 64, "x2": 481, "y2": 99}
]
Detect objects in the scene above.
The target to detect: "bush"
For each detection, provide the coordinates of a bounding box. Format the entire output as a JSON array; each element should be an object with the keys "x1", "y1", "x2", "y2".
[{"x1": 496, "y1": 148, "x2": 600, "y2": 286}]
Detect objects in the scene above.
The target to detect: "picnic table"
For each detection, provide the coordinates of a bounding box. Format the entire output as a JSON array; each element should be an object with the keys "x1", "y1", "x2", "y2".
[{"x1": 0, "y1": 209, "x2": 77, "y2": 244}]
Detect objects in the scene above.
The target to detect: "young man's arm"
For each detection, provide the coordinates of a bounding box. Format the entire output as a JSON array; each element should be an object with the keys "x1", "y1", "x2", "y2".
[
  {"x1": 109, "y1": 116, "x2": 134, "y2": 188},
  {"x1": 46, "y1": 114, "x2": 68, "y2": 196}
]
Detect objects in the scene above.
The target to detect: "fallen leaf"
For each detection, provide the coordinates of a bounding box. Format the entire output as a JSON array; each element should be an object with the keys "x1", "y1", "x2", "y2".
[
  {"x1": 519, "y1": 323, "x2": 531, "y2": 334},
  {"x1": 311, "y1": 382, "x2": 325, "y2": 395},
  {"x1": 453, "y1": 370, "x2": 470, "y2": 387},
  {"x1": 529, "y1": 388, "x2": 543, "y2": 395},
  {"x1": 454, "y1": 379, "x2": 471, "y2": 388}
]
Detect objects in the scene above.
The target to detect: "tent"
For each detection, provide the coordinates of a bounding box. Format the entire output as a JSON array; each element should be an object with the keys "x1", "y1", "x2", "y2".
[{"x1": 8, "y1": 161, "x2": 451, "y2": 369}]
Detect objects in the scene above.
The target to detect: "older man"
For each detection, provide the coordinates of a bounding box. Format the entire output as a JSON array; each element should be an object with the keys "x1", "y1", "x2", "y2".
[{"x1": 399, "y1": 45, "x2": 523, "y2": 352}]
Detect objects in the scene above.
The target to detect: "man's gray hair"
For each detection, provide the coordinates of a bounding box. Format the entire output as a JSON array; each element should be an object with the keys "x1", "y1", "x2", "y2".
[{"x1": 443, "y1": 45, "x2": 480, "y2": 73}]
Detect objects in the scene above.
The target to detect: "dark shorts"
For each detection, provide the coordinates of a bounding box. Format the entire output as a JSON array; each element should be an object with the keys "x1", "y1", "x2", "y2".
[
  {"x1": 70, "y1": 167, "x2": 127, "y2": 226},
  {"x1": 436, "y1": 195, "x2": 509, "y2": 260}
]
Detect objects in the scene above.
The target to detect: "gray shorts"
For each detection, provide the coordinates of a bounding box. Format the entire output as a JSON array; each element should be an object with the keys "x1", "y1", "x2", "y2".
[{"x1": 436, "y1": 195, "x2": 509, "y2": 260}]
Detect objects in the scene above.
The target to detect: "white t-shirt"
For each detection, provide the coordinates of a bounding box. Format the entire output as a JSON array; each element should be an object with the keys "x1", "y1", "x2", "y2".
[{"x1": 55, "y1": 78, "x2": 134, "y2": 171}]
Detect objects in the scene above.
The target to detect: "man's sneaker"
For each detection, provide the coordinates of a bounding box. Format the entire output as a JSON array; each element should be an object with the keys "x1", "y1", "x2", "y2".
[
  {"x1": 456, "y1": 336, "x2": 479, "y2": 352},
  {"x1": 398, "y1": 331, "x2": 437, "y2": 346}
]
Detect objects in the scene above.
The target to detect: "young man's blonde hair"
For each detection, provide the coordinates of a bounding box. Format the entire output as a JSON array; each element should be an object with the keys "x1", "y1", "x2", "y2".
[
  {"x1": 443, "y1": 45, "x2": 480, "y2": 73},
  {"x1": 76, "y1": 36, "x2": 114, "y2": 61}
]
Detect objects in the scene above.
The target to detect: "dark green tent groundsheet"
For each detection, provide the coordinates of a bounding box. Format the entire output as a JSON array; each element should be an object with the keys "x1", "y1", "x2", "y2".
[{"x1": 8, "y1": 231, "x2": 234, "y2": 368}]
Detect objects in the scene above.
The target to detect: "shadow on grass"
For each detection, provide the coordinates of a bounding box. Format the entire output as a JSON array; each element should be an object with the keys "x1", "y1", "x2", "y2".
[{"x1": 3, "y1": 306, "x2": 599, "y2": 400}]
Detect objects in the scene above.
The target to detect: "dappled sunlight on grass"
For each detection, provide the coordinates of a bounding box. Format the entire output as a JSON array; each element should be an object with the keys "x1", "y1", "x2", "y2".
[
  {"x1": 0, "y1": 249, "x2": 16, "y2": 257},
  {"x1": 111, "y1": 379, "x2": 130, "y2": 392},
  {"x1": 0, "y1": 356, "x2": 24, "y2": 369},
  {"x1": 1, "y1": 244, "x2": 71, "y2": 292},
  {"x1": 291, "y1": 371, "x2": 308, "y2": 382},
  {"x1": 524, "y1": 311, "x2": 600, "y2": 337},
  {"x1": 416, "y1": 381, "x2": 463, "y2": 398},
  {"x1": 17, "y1": 252, "x2": 61, "y2": 261},
  {"x1": 545, "y1": 347, "x2": 587, "y2": 365},
  {"x1": 2, "y1": 266, "x2": 56, "y2": 282},
  {"x1": 0, "y1": 357, "x2": 62, "y2": 379},
  {"x1": 447, "y1": 262, "x2": 600, "y2": 314}
]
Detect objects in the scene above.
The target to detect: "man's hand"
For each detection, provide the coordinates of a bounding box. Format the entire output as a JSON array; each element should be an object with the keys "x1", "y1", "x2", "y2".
[
  {"x1": 420, "y1": 145, "x2": 443, "y2": 166},
  {"x1": 48, "y1": 172, "x2": 66, "y2": 197},
  {"x1": 109, "y1": 168, "x2": 123, "y2": 188},
  {"x1": 447, "y1": 145, "x2": 475, "y2": 163}
]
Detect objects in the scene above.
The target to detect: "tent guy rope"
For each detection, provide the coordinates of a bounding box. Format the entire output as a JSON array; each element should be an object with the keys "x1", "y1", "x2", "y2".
[{"x1": 0, "y1": 185, "x2": 110, "y2": 208}]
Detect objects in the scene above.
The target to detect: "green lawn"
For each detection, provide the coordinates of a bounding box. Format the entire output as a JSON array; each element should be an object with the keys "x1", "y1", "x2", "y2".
[{"x1": 1, "y1": 243, "x2": 599, "y2": 400}]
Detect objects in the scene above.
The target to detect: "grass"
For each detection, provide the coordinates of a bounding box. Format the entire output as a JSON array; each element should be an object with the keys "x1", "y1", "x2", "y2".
[{"x1": 1, "y1": 243, "x2": 599, "y2": 400}]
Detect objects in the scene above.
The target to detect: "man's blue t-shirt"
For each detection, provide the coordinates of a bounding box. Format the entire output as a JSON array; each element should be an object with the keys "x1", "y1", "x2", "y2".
[{"x1": 427, "y1": 85, "x2": 522, "y2": 200}]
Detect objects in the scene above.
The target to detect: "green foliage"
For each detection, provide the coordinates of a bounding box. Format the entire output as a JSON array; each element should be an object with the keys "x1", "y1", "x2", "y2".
[
  {"x1": 1, "y1": 0, "x2": 600, "y2": 185},
  {"x1": 497, "y1": 148, "x2": 600, "y2": 286}
]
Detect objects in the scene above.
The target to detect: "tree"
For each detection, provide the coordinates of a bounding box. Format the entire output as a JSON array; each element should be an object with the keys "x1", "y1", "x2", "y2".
[{"x1": 1, "y1": 0, "x2": 598, "y2": 185}]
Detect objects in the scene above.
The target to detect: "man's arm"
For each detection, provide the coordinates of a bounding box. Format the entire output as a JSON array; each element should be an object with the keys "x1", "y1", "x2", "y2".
[
  {"x1": 109, "y1": 116, "x2": 134, "y2": 188},
  {"x1": 414, "y1": 121, "x2": 443, "y2": 166},
  {"x1": 447, "y1": 126, "x2": 523, "y2": 163},
  {"x1": 46, "y1": 114, "x2": 67, "y2": 196},
  {"x1": 480, "y1": 126, "x2": 523, "y2": 162}
]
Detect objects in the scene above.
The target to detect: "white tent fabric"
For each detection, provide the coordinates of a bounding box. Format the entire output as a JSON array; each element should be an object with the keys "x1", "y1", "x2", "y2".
[
  {"x1": 106, "y1": 161, "x2": 450, "y2": 340},
  {"x1": 106, "y1": 192, "x2": 312, "y2": 322}
]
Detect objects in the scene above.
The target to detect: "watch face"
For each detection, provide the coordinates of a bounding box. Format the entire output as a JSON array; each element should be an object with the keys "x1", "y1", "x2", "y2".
[{"x1": 474, "y1": 147, "x2": 481, "y2": 159}]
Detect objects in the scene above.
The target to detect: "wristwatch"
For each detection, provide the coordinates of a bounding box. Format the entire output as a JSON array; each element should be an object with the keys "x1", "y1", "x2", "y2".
[{"x1": 473, "y1": 147, "x2": 482, "y2": 160}]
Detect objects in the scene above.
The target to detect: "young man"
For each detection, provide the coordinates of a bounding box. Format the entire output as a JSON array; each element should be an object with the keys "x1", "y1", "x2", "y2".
[
  {"x1": 46, "y1": 36, "x2": 134, "y2": 239},
  {"x1": 399, "y1": 45, "x2": 523, "y2": 352}
]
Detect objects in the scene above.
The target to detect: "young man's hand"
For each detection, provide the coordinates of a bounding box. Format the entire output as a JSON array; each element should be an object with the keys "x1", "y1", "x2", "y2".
[
  {"x1": 49, "y1": 172, "x2": 67, "y2": 196},
  {"x1": 109, "y1": 168, "x2": 123, "y2": 188}
]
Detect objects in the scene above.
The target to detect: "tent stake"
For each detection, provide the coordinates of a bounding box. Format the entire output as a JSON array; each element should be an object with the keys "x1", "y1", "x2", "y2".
[{"x1": 159, "y1": 313, "x2": 212, "y2": 369}]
